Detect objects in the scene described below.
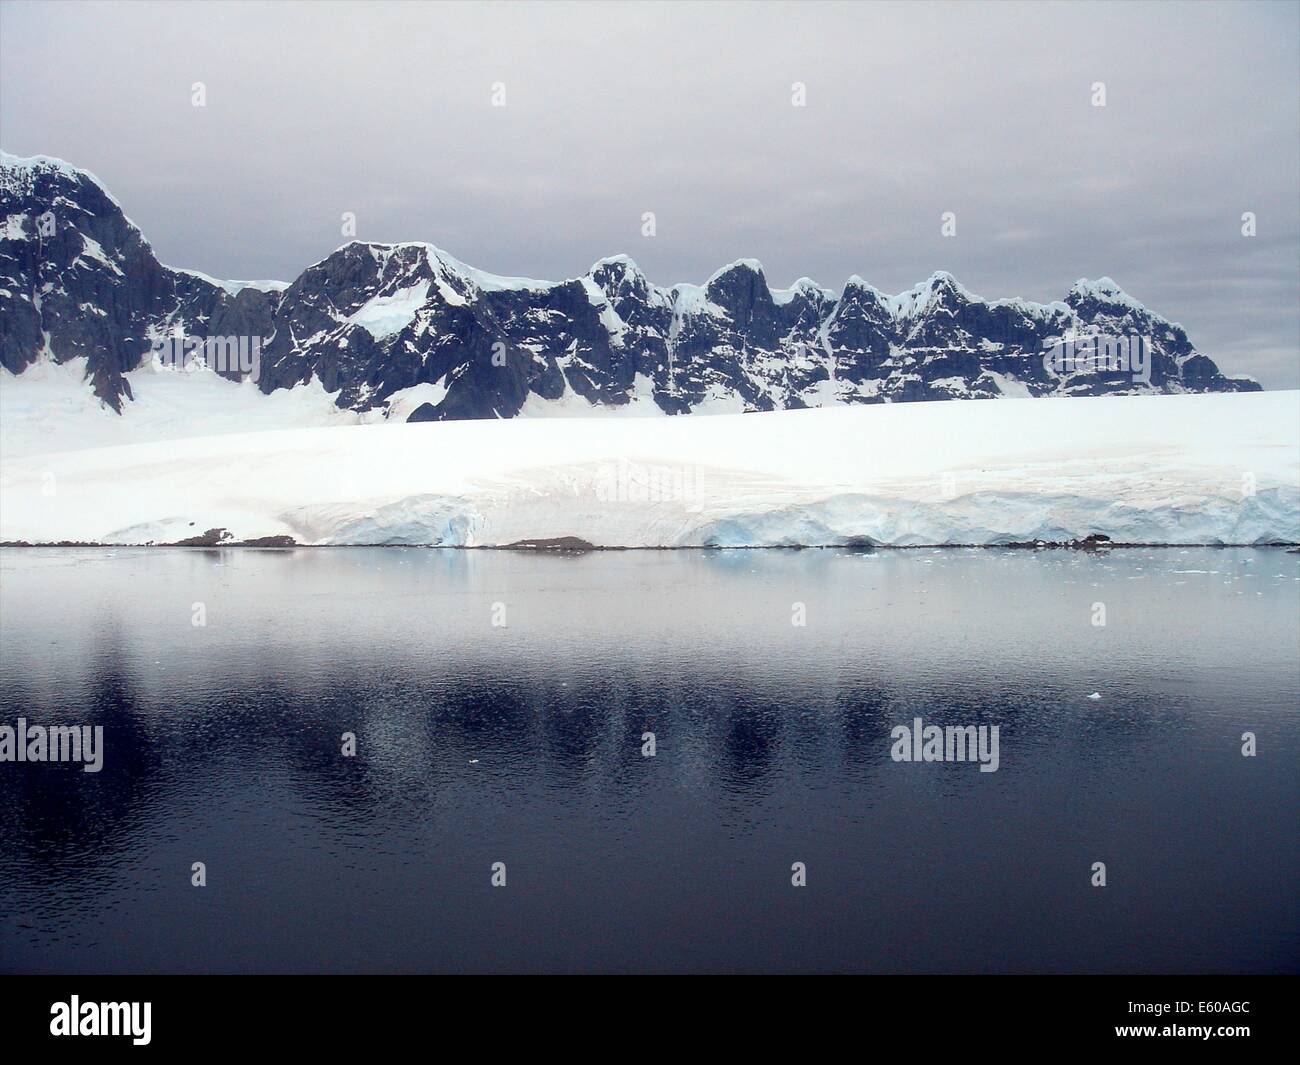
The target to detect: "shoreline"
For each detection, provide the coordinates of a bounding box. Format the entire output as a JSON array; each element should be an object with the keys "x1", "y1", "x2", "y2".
[{"x1": 4, "y1": 539, "x2": 1298, "y2": 551}]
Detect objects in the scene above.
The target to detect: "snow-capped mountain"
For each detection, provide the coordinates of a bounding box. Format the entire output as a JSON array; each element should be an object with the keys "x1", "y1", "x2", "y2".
[{"x1": 1, "y1": 151, "x2": 1259, "y2": 420}]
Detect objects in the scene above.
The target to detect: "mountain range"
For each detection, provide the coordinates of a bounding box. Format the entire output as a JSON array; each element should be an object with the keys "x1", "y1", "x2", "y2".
[{"x1": 0, "y1": 151, "x2": 1259, "y2": 421}]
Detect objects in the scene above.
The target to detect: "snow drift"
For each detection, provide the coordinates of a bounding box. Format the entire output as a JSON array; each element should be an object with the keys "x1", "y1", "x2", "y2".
[{"x1": 1, "y1": 386, "x2": 1296, "y2": 547}]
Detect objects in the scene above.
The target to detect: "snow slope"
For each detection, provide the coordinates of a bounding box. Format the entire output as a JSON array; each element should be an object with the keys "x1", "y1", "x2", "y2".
[
  {"x1": 0, "y1": 358, "x2": 359, "y2": 456},
  {"x1": 0, "y1": 357, "x2": 668, "y2": 458},
  {"x1": 1, "y1": 390, "x2": 1296, "y2": 547}
]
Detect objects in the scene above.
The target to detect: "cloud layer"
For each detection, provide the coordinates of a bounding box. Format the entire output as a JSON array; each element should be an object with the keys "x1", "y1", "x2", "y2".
[{"x1": 2, "y1": 0, "x2": 1296, "y2": 385}]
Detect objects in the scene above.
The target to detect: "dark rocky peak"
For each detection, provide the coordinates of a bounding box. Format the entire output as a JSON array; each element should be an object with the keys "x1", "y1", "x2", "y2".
[
  {"x1": 0, "y1": 150, "x2": 1263, "y2": 421},
  {"x1": 586, "y1": 254, "x2": 670, "y2": 326},
  {"x1": 773, "y1": 277, "x2": 837, "y2": 336},
  {"x1": 1066, "y1": 277, "x2": 1151, "y2": 325},
  {"x1": 702, "y1": 258, "x2": 783, "y2": 346},
  {"x1": 1065, "y1": 276, "x2": 1195, "y2": 354},
  {"x1": 588, "y1": 254, "x2": 649, "y2": 299},
  {"x1": 704, "y1": 258, "x2": 772, "y2": 316},
  {"x1": 892, "y1": 270, "x2": 972, "y2": 321}
]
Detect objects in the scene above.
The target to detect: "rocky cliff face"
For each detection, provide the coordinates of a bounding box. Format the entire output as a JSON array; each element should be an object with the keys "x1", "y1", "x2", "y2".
[{"x1": 0, "y1": 152, "x2": 1259, "y2": 419}]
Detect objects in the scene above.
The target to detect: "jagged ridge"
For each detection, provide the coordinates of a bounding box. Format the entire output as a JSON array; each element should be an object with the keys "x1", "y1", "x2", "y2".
[{"x1": 0, "y1": 151, "x2": 1260, "y2": 418}]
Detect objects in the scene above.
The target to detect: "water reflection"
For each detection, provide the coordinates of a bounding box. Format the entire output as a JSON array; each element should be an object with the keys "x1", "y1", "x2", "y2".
[{"x1": 0, "y1": 546, "x2": 1296, "y2": 972}]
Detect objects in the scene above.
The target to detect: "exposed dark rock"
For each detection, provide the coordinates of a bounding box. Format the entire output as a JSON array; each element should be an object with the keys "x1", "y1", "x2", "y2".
[
  {"x1": 0, "y1": 152, "x2": 1261, "y2": 423},
  {"x1": 0, "y1": 539, "x2": 102, "y2": 547},
  {"x1": 168, "y1": 527, "x2": 233, "y2": 546},
  {"x1": 498, "y1": 536, "x2": 597, "y2": 552},
  {"x1": 1004, "y1": 533, "x2": 1115, "y2": 550},
  {"x1": 406, "y1": 403, "x2": 440, "y2": 423}
]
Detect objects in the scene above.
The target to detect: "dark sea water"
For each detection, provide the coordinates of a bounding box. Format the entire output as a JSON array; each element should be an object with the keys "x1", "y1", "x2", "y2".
[{"x1": 0, "y1": 546, "x2": 1296, "y2": 974}]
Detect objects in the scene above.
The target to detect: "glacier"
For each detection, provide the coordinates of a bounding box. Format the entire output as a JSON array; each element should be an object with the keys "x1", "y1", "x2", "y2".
[{"x1": 1, "y1": 389, "x2": 1296, "y2": 548}]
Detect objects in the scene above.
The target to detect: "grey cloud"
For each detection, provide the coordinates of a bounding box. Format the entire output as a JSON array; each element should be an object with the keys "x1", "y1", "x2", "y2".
[{"x1": 1, "y1": 0, "x2": 1295, "y2": 385}]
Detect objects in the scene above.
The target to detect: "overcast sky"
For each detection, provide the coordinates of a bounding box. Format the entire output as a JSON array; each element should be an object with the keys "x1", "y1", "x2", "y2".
[{"x1": 2, "y1": 0, "x2": 1297, "y2": 386}]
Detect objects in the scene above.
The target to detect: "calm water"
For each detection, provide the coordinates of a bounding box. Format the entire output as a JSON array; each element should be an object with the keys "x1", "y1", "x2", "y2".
[{"x1": 0, "y1": 546, "x2": 1297, "y2": 974}]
